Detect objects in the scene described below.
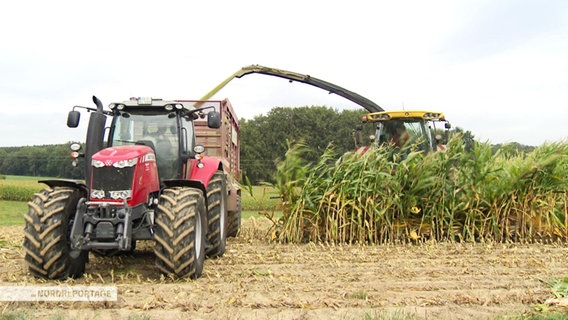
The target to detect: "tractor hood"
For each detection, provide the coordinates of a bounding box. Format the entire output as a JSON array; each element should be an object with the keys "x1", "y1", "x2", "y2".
[
  {"x1": 91, "y1": 146, "x2": 155, "y2": 167},
  {"x1": 89, "y1": 145, "x2": 159, "y2": 205}
]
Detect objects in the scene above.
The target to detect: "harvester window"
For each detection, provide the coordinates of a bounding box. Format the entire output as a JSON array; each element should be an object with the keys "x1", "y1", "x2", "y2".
[
  {"x1": 379, "y1": 121, "x2": 410, "y2": 147},
  {"x1": 377, "y1": 120, "x2": 430, "y2": 150},
  {"x1": 404, "y1": 121, "x2": 431, "y2": 150}
]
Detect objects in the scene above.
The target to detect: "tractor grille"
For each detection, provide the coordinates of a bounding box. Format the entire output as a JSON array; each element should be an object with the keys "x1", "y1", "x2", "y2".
[{"x1": 91, "y1": 166, "x2": 135, "y2": 197}]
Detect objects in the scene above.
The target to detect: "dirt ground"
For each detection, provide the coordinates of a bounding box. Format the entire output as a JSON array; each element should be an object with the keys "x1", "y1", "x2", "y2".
[{"x1": 1, "y1": 218, "x2": 567, "y2": 320}]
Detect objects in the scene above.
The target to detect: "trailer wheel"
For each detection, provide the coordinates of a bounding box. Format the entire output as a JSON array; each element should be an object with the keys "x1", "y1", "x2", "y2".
[
  {"x1": 206, "y1": 171, "x2": 228, "y2": 258},
  {"x1": 227, "y1": 193, "x2": 242, "y2": 237},
  {"x1": 154, "y1": 187, "x2": 206, "y2": 278},
  {"x1": 23, "y1": 187, "x2": 88, "y2": 279}
]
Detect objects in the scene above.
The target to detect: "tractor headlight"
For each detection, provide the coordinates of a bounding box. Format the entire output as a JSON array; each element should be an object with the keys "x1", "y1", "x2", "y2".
[
  {"x1": 92, "y1": 159, "x2": 105, "y2": 168},
  {"x1": 113, "y1": 158, "x2": 138, "y2": 168},
  {"x1": 368, "y1": 113, "x2": 390, "y2": 121},
  {"x1": 91, "y1": 189, "x2": 105, "y2": 199},
  {"x1": 70, "y1": 143, "x2": 81, "y2": 152},
  {"x1": 423, "y1": 113, "x2": 440, "y2": 120},
  {"x1": 109, "y1": 190, "x2": 132, "y2": 200}
]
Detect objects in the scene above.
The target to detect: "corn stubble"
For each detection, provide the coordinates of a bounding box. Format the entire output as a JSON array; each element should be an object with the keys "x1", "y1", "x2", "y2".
[{"x1": 274, "y1": 136, "x2": 568, "y2": 244}]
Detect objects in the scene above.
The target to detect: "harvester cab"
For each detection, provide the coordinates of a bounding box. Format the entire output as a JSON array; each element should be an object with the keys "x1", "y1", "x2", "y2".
[
  {"x1": 24, "y1": 95, "x2": 239, "y2": 280},
  {"x1": 354, "y1": 110, "x2": 451, "y2": 154}
]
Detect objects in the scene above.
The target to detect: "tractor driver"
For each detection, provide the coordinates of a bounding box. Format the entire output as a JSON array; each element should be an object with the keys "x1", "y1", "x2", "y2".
[{"x1": 140, "y1": 123, "x2": 177, "y2": 179}]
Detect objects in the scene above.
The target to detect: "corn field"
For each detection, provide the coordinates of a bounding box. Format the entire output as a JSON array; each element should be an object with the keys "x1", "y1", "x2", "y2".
[{"x1": 274, "y1": 136, "x2": 568, "y2": 244}]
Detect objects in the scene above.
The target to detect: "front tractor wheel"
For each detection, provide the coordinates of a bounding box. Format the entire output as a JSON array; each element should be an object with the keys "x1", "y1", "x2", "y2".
[
  {"x1": 23, "y1": 187, "x2": 88, "y2": 279},
  {"x1": 153, "y1": 187, "x2": 206, "y2": 279},
  {"x1": 206, "y1": 171, "x2": 228, "y2": 258}
]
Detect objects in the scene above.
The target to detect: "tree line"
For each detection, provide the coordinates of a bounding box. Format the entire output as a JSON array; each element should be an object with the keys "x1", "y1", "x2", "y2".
[
  {"x1": 0, "y1": 106, "x2": 367, "y2": 182},
  {"x1": 0, "y1": 144, "x2": 82, "y2": 179},
  {"x1": 0, "y1": 105, "x2": 533, "y2": 183}
]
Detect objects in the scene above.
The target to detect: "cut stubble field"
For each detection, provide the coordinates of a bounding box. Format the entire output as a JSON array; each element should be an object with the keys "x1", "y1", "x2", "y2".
[{"x1": 1, "y1": 218, "x2": 567, "y2": 320}]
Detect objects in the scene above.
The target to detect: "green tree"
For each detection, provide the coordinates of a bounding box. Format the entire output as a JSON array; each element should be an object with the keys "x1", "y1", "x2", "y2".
[{"x1": 240, "y1": 106, "x2": 368, "y2": 184}]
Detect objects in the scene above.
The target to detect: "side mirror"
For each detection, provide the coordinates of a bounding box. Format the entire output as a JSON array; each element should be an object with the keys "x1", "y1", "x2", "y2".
[
  {"x1": 207, "y1": 111, "x2": 221, "y2": 129},
  {"x1": 67, "y1": 110, "x2": 81, "y2": 128},
  {"x1": 445, "y1": 122, "x2": 452, "y2": 130}
]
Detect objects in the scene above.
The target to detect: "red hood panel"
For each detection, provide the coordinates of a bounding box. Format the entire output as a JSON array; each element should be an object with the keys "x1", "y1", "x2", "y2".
[{"x1": 92, "y1": 146, "x2": 154, "y2": 162}]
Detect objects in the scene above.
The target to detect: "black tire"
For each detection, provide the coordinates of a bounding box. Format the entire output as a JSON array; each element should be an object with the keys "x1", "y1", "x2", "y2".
[
  {"x1": 227, "y1": 193, "x2": 242, "y2": 238},
  {"x1": 153, "y1": 187, "x2": 206, "y2": 279},
  {"x1": 23, "y1": 187, "x2": 88, "y2": 279},
  {"x1": 206, "y1": 171, "x2": 228, "y2": 258}
]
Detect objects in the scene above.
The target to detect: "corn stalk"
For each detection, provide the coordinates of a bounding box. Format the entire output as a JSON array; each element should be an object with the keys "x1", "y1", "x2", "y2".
[{"x1": 276, "y1": 135, "x2": 568, "y2": 244}]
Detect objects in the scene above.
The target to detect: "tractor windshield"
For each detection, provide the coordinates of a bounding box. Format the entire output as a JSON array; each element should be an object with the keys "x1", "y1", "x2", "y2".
[{"x1": 110, "y1": 110, "x2": 182, "y2": 180}]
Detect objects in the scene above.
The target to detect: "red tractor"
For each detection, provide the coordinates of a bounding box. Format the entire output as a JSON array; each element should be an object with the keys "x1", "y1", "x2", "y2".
[{"x1": 23, "y1": 96, "x2": 241, "y2": 279}]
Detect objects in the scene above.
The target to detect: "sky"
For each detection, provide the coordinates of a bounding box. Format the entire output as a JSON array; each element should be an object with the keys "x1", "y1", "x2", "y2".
[{"x1": 0, "y1": 0, "x2": 567, "y2": 147}]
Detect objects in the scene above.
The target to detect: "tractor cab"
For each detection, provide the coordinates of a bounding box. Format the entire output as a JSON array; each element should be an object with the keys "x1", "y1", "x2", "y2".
[
  {"x1": 68, "y1": 97, "x2": 221, "y2": 184},
  {"x1": 108, "y1": 98, "x2": 194, "y2": 180},
  {"x1": 354, "y1": 110, "x2": 451, "y2": 153}
]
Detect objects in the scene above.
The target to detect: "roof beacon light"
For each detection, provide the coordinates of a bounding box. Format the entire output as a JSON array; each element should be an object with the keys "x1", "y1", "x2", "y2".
[{"x1": 137, "y1": 97, "x2": 153, "y2": 105}]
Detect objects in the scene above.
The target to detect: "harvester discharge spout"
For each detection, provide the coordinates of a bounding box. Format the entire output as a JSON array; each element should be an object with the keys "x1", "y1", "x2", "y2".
[{"x1": 199, "y1": 64, "x2": 384, "y2": 113}]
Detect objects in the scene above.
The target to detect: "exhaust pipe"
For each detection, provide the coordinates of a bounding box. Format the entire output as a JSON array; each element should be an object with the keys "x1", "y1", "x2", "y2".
[
  {"x1": 84, "y1": 96, "x2": 107, "y2": 187},
  {"x1": 93, "y1": 95, "x2": 104, "y2": 112}
]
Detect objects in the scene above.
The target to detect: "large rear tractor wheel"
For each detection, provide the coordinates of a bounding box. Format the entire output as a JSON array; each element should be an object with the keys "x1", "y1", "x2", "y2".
[
  {"x1": 153, "y1": 187, "x2": 206, "y2": 279},
  {"x1": 206, "y1": 171, "x2": 228, "y2": 258},
  {"x1": 227, "y1": 193, "x2": 242, "y2": 238},
  {"x1": 23, "y1": 187, "x2": 88, "y2": 279}
]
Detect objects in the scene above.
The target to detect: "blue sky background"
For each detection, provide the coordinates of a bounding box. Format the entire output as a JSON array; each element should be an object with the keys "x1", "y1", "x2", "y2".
[{"x1": 1, "y1": 0, "x2": 566, "y2": 146}]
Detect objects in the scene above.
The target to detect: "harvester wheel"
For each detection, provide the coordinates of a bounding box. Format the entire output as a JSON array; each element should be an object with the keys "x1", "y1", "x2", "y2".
[
  {"x1": 206, "y1": 171, "x2": 228, "y2": 258},
  {"x1": 153, "y1": 187, "x2": 206, "y2": 278},
  {"x1": 23, "y1": 187, "x2": 88, "y2": 279},
  {"x1": 227, "y1": 194, "x2": 242, "y2": 237}
]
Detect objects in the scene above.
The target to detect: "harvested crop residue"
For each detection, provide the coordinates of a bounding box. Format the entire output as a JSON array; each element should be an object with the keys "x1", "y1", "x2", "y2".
[{"x1": 1, "y1": 218, "x2": 566, "y2": 319}]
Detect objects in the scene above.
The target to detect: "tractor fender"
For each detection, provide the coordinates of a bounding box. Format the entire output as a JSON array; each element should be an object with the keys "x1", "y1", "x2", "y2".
[
  {"x1": 162, "y1": 179, "x2": 208, "y2": 201},
  {"x1": 187, "y1": 157, "x2": 223, "y2": 189},
  {"x1": 39, "y1": 179, "x2": 88, "y2": 196},
  {"x1": 162, "y1": 157, "x2": 222, "y2": 205}
]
